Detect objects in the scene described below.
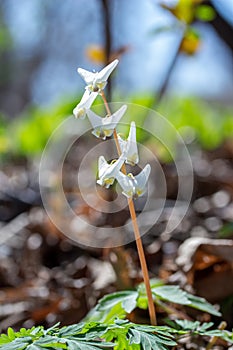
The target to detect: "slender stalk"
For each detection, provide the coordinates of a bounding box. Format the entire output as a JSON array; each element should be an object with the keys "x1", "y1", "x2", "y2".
[
  {"x1": 155, "y1": 40, "x2": 181, "y2": 105},
  {"x1": 152, "y1": 30, "x2": 184, "y2": 108},
  {"x1": 206, "y1": 321, "x2": 227, "y2": 350},
  {"x1": 127, "y1": 198, "x2": 157, "y2": 325},
  {"x1": 101, "y1": 90, "x2": 111, "y2": 115},
  {"x1": 100, "y1": 91, "x2": 157, "y2": 325},
  {"x1": 101, "y1": 92, "x2": 122, "y2": 163},
  {"x1": 101, "y1": 0, "x2": 112, "y2": 100}
]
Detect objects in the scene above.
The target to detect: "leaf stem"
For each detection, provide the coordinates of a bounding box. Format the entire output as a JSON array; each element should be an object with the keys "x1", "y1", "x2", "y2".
[{"x1": 100, "y1": 91, "x2": 157, "y2": 325}]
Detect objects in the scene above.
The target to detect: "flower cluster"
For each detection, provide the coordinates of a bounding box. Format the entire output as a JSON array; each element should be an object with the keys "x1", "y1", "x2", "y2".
[{"x1": 74, "y1": 60, "x2": 151, "y2": 199}]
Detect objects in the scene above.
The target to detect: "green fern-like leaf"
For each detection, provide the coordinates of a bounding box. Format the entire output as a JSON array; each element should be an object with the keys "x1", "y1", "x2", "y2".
[
  {"x1": 101, "y1": 320, "x2": 177, "y2": 350},
  {"x1": 1, "y1": 319, "x2": 232, "y2": 349},
  {"x1": 138, "y1": 280, "x2": 221, "y2": 317},
  {"x1": 185, "y1": 293, "x2": 221, "y2": 316},
  {"x1": 97, "y1": 291, "x2": 138, "y2": 314}
]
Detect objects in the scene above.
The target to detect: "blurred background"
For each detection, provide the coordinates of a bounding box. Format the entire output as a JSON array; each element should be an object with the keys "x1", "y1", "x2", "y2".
[
  {"x1": 0, "y1": 0, "x2": 233, "y2": 154},
  {"x1": 0, "y1": 0, "x2": 233, "y2": 334}
]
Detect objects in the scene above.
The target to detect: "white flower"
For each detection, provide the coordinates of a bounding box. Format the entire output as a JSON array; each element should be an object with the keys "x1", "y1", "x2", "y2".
[
  {"x1": 118, "y1": 121, "x2": 139, "y2": 166},
  {"x1": 97, "y1": 153, "x2": 126, "y2": 188},
  {"x1": 116, "y1": 164, "x2": 151, "y2": 198},
  {"x1": 86, "y1": 105, "x2": 127, "y2": 140},
  {"x1": 77, "y1": 59, "x2": 119, "y2": 92},
  {"x1": 73, "y1": 90, "x2": 98, "y2": 119}
]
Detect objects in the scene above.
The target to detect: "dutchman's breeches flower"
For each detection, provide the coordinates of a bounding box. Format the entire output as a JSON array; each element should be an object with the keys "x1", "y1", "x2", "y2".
[
  {"x1": 116, "y1": 164, "x2": 151, "y2": 198},
  {"x1": 97, "y1": 153, "x2": 126, "y2": 188},
  {"x1": 74, "y1": 58, "x2": 156, "y2": 326},
  {"x1": 86, "y1": 105, "x2": 127, "y2": 140},
  {"x1": 73, "y1": 90, "x2": 98, "y2": 119},
  {"x1": 118, "y1": 121, "x2": 139, "y2": 166},
  {"x1": 77, "y1": 59, "x2": 119, "y2": 93}
]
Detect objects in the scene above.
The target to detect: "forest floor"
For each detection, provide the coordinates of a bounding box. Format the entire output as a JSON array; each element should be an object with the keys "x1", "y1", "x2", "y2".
[{"x1": 0, "y1": 139, "x2": 233, "y2": 349}]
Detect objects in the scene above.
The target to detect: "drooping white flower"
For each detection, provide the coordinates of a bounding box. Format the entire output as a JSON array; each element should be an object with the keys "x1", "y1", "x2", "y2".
[
  {"x1": 97, "y1": 153, "x2": 126, "y2": 188},
  {"x1": 77, "y1": 59, "x2": 119, "y2": 92},
  {"x1": 73, "y1": 90, "x2": 98, "y2": 119},
  {"x1": 118, "y1": 121, "x2": 139, "y2": 166},
  {"x1": 86, "y1": 105, "x2": 127, "y2": 140},
  {"x1": 116, "y1": 164, "x2": 151, "y2": 198}
]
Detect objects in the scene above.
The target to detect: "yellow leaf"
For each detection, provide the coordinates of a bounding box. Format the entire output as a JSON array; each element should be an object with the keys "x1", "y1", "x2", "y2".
[
  {"x1": 86, "y1": 45, "x2": 131, "y2": 64},
  {"x1": 161, "y1": 0, "x2": 204, "y2": 24},
  {"x1": 86, "y1": 45, "x2": 106, "y2": 64},
  {"x1": 180, "y1": 30, "x2": 201, "y2": 55}
]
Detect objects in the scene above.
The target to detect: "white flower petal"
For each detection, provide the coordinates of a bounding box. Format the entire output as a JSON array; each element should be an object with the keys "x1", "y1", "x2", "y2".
[
  {"x1": 116, "y1": 172, "x2": 134, "y2": 198},
  {"x1": 125, "y1": 121, "x2": 139, "y2": 165},
  {"x1": 102, "y1": 105, "x2": 127, "y2": 129},
  {"x1": 118, "y1": 135, "x2": 127, "y2": 153},
  {"x1": 103, "y1": 154, "x2": 126, "y2": 179},
  {"x1": 134, "y1": 164, "x2": 151, "y2": 195},
  {"x1": 87, "y1": 105, "x2": 127, "y2": 140},
  {"x1": 79, "y1": 89, "x2": 92, "y2": 103},
  {"x1": 97, "y1": 153, "x2": 126, "y2": 188},
  {"x1": 98, "y1": 156, "x2": 109, "y2": 178},
  {"x1": 73, "y1": 106, "x2": 86, "y2": 120},
  {"x1": 95, "y1": 59, "x2": 119, "y2": 84},
  {"x1": 109, "y1": 104, "x2": 127, "y2": 125},
  {"x1": 116, "y1": 164, "x2": 151, "y2": 198},
  {"x1": 77, "y1": 60, "x2": 118, "y2": 92},
  {"x1": 96, "y1": 179, "x2": 104, "y2": 186},
  {"x1": 86, "y1": 109, "x2": 103, "y2": 129},
  {"x1": 73, "y1": 91, "x2": 98, "y2": 119},
  {"x1": 118, "y1": 121, "x2": 139, "y2": 165},
  {"x1": 77, "y1": 68, "x2": 96, "y2": 85},
  {"x1": 84, "y1": 91, "x2": 98, "y2": 108}
]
